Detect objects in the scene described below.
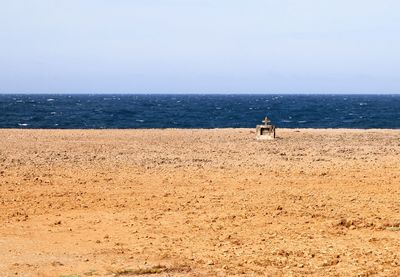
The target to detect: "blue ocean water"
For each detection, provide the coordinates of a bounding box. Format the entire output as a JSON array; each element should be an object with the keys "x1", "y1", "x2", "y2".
[{"x1": 0, "y1": 94, "x2": 399, "y2": 129}]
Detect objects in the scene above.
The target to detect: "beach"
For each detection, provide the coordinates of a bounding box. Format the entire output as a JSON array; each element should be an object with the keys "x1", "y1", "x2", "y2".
[{"x1": 0, "y1": 128, "x2": 399, "y2": 276}]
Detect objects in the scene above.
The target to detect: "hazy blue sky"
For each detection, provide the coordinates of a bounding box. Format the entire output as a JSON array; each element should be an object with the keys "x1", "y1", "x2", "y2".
[{"x1": 0, "y1": 0, "x2": 399, "y2": 93}]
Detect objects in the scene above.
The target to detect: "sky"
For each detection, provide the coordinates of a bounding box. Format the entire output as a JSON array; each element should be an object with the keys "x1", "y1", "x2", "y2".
[{"x1": 0, "y1": 0, "x2": 399, "y2": 94}]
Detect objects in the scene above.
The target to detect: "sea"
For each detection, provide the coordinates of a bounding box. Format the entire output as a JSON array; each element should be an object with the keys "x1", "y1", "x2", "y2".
[{"x1": 0, "y1": 94, "x2": 399, "y2": 129}]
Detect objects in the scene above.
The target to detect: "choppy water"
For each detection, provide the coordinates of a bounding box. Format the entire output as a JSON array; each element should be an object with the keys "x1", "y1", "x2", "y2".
[{"x1": 0, "y1": 94, "x2": 399, "y2": 129}]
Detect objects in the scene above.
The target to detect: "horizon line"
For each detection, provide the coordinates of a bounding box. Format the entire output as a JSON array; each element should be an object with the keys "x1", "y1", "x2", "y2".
[{"x1": 0, "y1": 92, "x2": 399, "y2": 95}]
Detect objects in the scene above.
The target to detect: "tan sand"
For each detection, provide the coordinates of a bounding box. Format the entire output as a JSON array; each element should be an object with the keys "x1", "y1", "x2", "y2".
[{"x1": 0, "y1": 129, "x2": 399, "y2": 276}]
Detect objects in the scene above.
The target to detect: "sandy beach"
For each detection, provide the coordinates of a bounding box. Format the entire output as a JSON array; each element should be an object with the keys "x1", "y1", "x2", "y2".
[{"x1": 0, "y1": 129, "x2": 399, "y2": 276}]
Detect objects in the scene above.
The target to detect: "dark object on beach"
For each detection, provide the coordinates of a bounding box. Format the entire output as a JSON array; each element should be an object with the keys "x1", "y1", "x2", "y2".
[{"x1": 256, "y1": 117, "x2": 276, "y2": 140}]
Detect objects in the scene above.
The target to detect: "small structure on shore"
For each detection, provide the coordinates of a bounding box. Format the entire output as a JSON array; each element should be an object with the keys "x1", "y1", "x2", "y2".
[{"x1": 256, "y1": 117, "x2": 276, "y2": 140}]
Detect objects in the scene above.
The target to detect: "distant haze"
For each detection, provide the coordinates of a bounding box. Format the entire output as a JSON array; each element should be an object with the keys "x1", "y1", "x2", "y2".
[{"x1": 0, "y1": 0, "x2": 399, "y2": 94}]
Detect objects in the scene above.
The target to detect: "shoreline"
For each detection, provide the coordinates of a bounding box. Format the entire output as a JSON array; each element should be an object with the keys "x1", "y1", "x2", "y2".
[{"x1": 1, "y1": 128, "x2": 400, "y2": 134}]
